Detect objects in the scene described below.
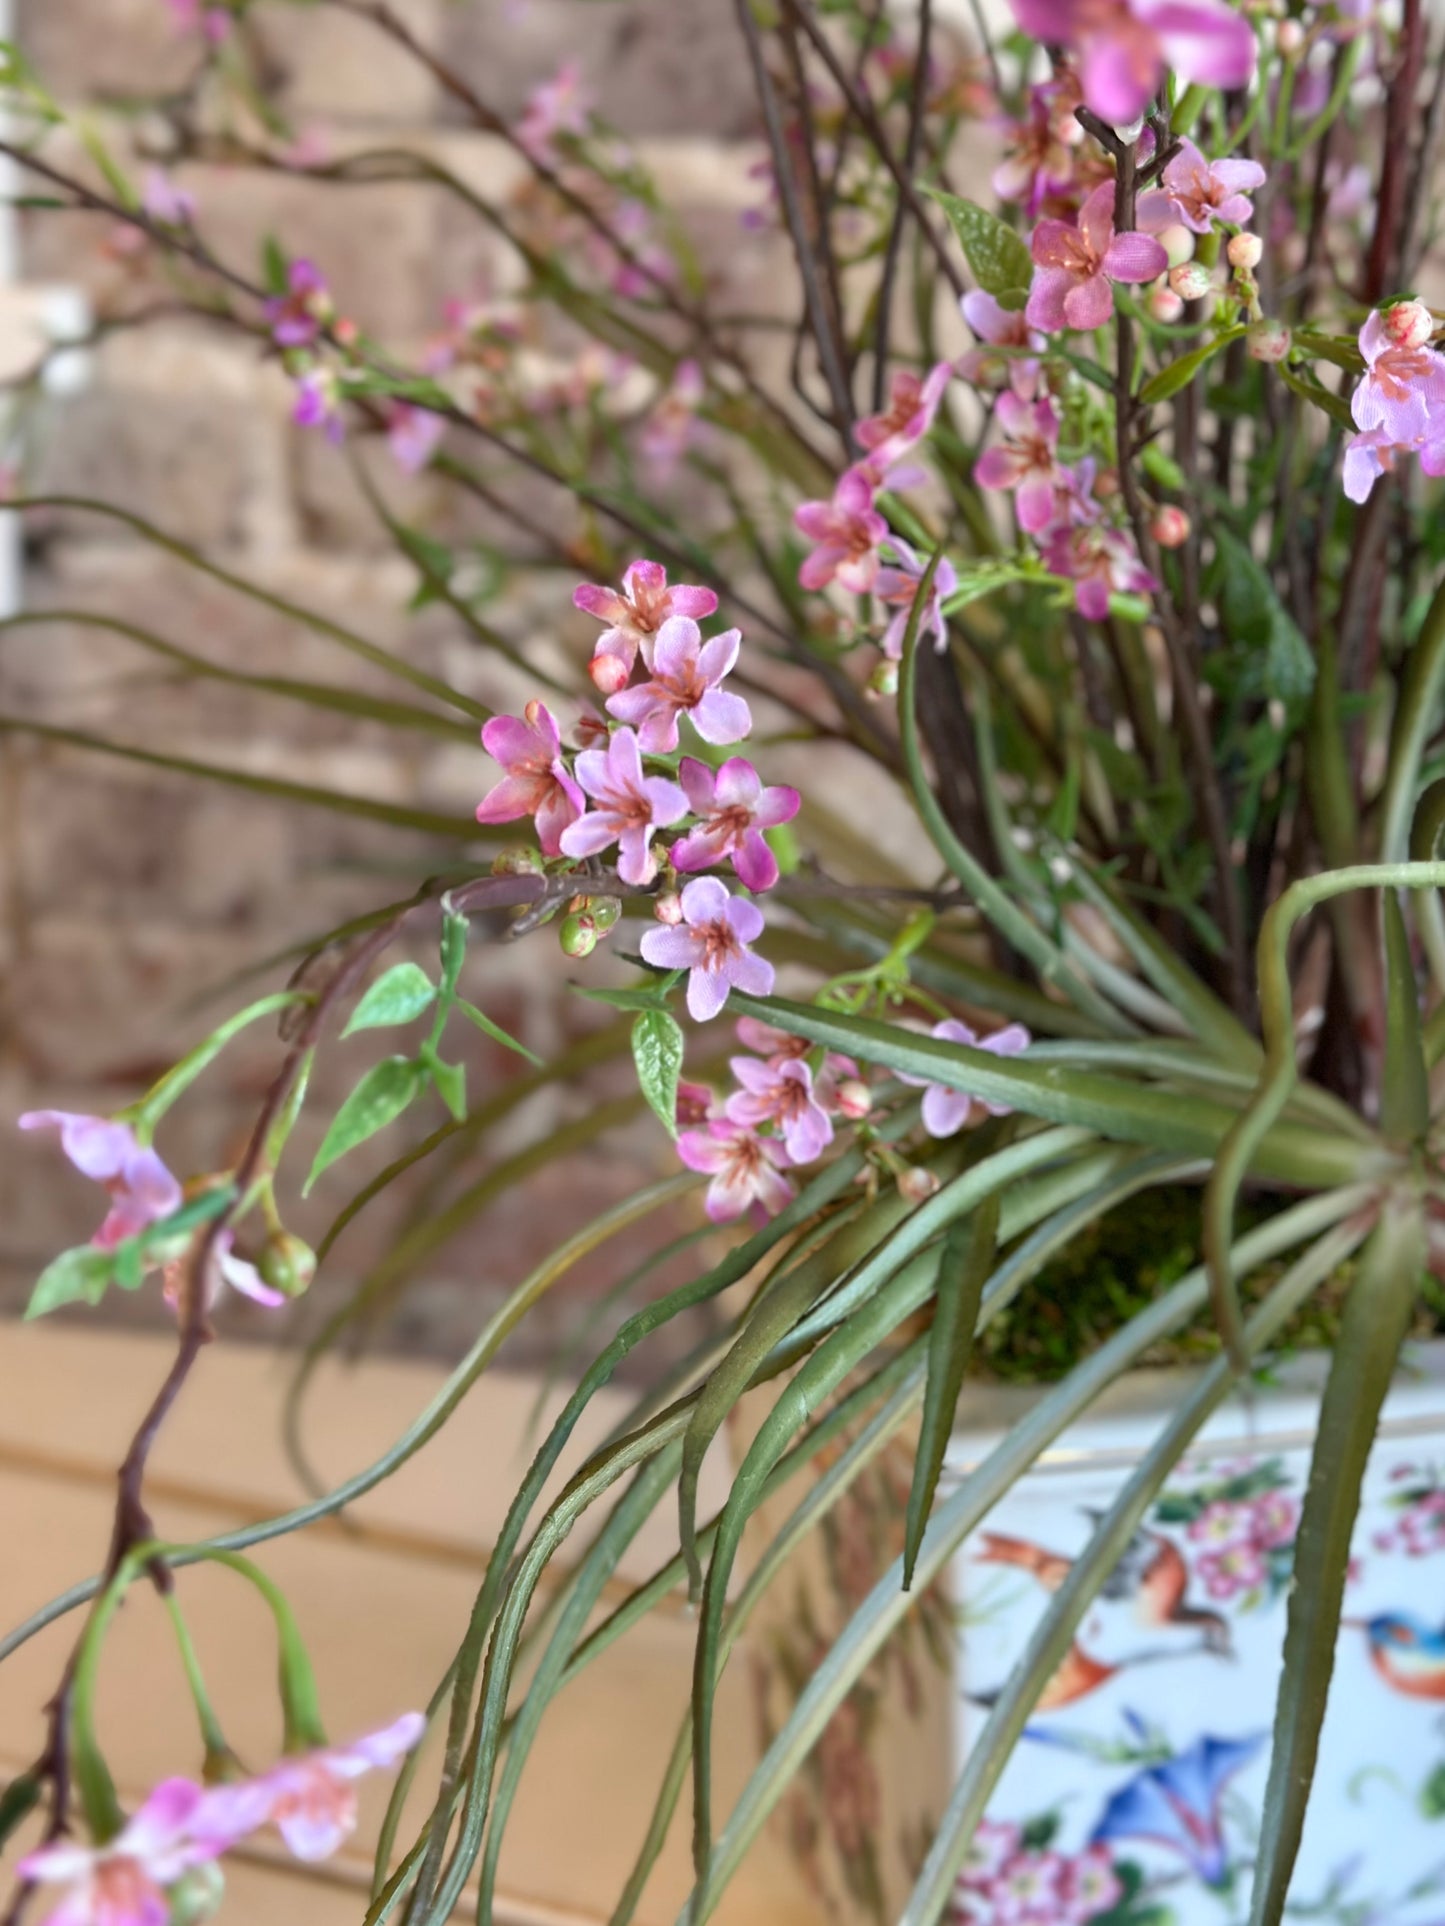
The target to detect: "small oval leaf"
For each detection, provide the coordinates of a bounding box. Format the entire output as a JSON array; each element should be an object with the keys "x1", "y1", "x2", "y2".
[
  {"x1": 1139, "y1": 327, "x2": 1246, "y2": 407},
  {"x1": 925, "y1": 187, "x2": 1032, "y2": 305},
  {"x1": 343, "y1": 962, "x2": 437, "y2": 1035},
  {"x1": 633, "y1": 1009, "x2": 685, "y2": 1138},
  {"x1": 25, "y1": 1245, "x2": 113, "y2": 1320},
  {"x1": 305, "y1": 1056, "x2": 424, "y2": 1192},
  {"x1": 430, "y1": 1055, "x2": 468, "y2": 1123}
]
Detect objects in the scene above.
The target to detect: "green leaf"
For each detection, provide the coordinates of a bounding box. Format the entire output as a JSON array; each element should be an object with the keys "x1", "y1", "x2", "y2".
[
  {"x1": 343, "y1": 962, "x2": 437, "y2": 1036},
  {"x1": 1139, "y1": 327, "x2": 1246, "y2": 407},
  {"x1": 576, "y1": 982, "x2": 676, "y2": 1013},
  {"x1": 1214, "y1": 529, "x2": 1316, "y2": 708},
  {"x1": 0, "y1": 1773, "x2": 40, "y2": 1852},
  {"x1": 1381, "y1": 891, "x2": 1429, "y2": 1145},
  {"x1": 1420, "y1": 1762, "x2": 1445, "y2": 1819},
  {"x1": 429, "y1": 1055, "x2": 468, "y2": 1123},
  {"x1": 305, "y1": 1057, "x2": 425, "y2": 1192},
  {"x1": 440, "y1": 910, "x2": 468, "y2": 994},
  {"x1": 924, "y1": 187, "x2": 1032, "y2": 306},
  {"x1": 942, "y1": 555, "x2": 1050, "y2": 614},
  {"x1": 632, "y1": 1010, "x2": 685, "y2": 1138},
  {"x1": 903, "y1": 1191, "x2": 999, "y2": 1588},
  {"x1": 1248, "y1": 1201, "x2": 1425, "y2": 1926},
  {"x1": 454, "y1": 998, "x2": 544, "y2": 1067},
  {"x1": 262, "y1": 234, "x2": 289, "y2": 296},
  {"x1": 25, "y1": 1245, "x2": 113, "y2": 1319},
  {"x1": 1275, "y1": 359, "x2": 1356, "y2": 430}
]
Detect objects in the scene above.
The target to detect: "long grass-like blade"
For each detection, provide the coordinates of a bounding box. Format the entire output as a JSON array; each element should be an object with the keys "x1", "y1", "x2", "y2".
[{"x1": 1381, "y1": 891, "x2": 1429, "y2": 1146}]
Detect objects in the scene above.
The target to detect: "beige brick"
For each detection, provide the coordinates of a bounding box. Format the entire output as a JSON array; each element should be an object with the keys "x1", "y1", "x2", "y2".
[
  {"x1": 249, "y1": 0, "x2": 443, "y2": 124},
  {"x1": 15, "y1": 0, "x2": 195, "y2": 98}
]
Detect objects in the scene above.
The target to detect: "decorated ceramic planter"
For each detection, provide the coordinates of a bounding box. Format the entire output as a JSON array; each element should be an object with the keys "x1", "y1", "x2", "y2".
[{"x1": 946, "y1": 1344, "x2": 1445, "y2": 1926}]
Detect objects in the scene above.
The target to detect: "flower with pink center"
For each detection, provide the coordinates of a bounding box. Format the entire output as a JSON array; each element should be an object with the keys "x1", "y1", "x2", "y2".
[
  {"x1": 1041, "y1": 519, "x2": 1156, "y2": 620},
  {"x1": 19, "y1": 1112, "x2": 182, "y2": 1250},
  {"x1": 670, "y1": 756, "x2": 800, "y2": 893},
  {"x1": 164, "y1": 0, "x2": 231, "y2": 41},
  {"x1": 1198, "y1": 1540, "x2": 1267, "y2": 1599},
  {"x1": 896, "y1": 1019, "x2": 1031, "y2": 1139},
  {"x1": 266, "y1": 259, "x2": 333, "y2": 350},
  {"x1": 1249, "y1": 1491, "x2": 1299, "y2": 1549},
  {"x1": 975, "y1": 394, "x2": 1069, "y2": 534},
  {"x1": 475, "y1": 700, "x2": 586, "y2": 857},
  {"x1": 639, "y1": 359, "x2": 705, "y2": 481},
  {"x1": 204, "y1": 1715, "x2": 426, "y2": 1864},
  {"x1": 732, "y1": 1017, "x2": 857, "y2": 1108},
  {"x1": 605, "y1": 616, "x2": 751, "y2": 753},
  {"x1": 794, "y1": 466, "x2": 889, "y2": 594},
  {"x1": 1136, "y1": 139, "x2": 1266, "y2": 236},
  {"x1": 161, "y1": 1228, "x2": 287, "y2": 1315},
  {"x1": 992, "y1": 73, "x2": 1086, "y2": 216},
  {"x1": 956, "y1": 1818, "x2": 1022, "y2": 1890},
  {"x1": 638, "y1": 876, "x2": 774, "y2": 1021},
  {"x1": 856, "y1": 361, "x2": 953, "y2": 483},
  {"x1": 142, "y1": 169, "x2": 196, "y2": 226},
  {"x1": 958, "y1": 291, "x2": 1044, "y2": 399},
  {"x1": 1187, "y1": 1499, "x2": 1251, "y2": 1549},
  {"x1": 557, "y1": 726, "x2": 687, "y2": 885},
  {"x1": 675, "y1": 1080, "x2": 716, "y2": 1127},
  {"x1": 1010, "y1": 0, "x2": 1256, "y2": 126},
  {"x1": 1060, "y1": 1844, "x2": 1124, "y2": 1922},
  {"x1": 573, "y1": 561, "x2": 720, "y2": 697},
  {"x1": 19, "y1": 1778, "x2": 245, "y2": 1926},
  {"x1": 725, "y1": 1055, "x2": 834, "y2": 1164},
  {"x1": 990, "y1": 1848, "x2": 1068, "y2": 1922},
  {"x1": 386, "y1": 401, "x2": 446, "y2": 475},
  {"x1": 516, "y1": 60, "x2": 594, "y2": 165},
  {"x1": 1026, "y1": 183, "x2": 1168, "y2": 334},
  {"x1": 292, "y1": 368, "x2": 345, "y2": 445},
  {"x1": 677, "y1": 1117, "x2": 795, "y2": 1222},
  {"x1": 875, "y1": 538, "x2": 959, "y2": 659},
  {"x1": 1351, "y1": 303, "x2": 1445, "y2": 441}
]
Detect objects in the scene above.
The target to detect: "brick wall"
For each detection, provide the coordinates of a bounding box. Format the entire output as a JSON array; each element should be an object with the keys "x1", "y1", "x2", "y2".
[{"x1": 0, "y1": 0, "x2": 789, "y2": 1365}]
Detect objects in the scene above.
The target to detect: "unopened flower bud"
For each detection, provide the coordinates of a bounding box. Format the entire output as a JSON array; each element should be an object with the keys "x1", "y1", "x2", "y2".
[
  {"x1": 258, "y1": 1232, "x2": 317, "y2": 1299},
  {"x1": 1169, "y1": 262, "x2": 1213, "y2": 302},
  {"x1": 559, "y1": 912, "x2": 598, "y2": 958},
  {"x1": 589, "y1": 896, "x2": 622, "y2": 934},
  {"x1": 1158, "y1": 223, "x2": 1196, "y2": 269},
  {"x1": 676, "y1": 1081, "x2": 714, "y2": 1126},
  {"x1": 1247, "y1": 318, "x2": 1292, "y2": 362},
  {"x1": 653, "y1": 891, "x2": 684, "y2": 925},
  {"x1": 896, "y1": 1165, "x2": 941, "y2": 1205},
  {"x1": 835, "y1": 1078, "x2": 872, "y2": 1121},
  {"x1": 333, "y1": 316, "x2": 359, "y2": 349},
  {"x1": 1382, "y1": 298, "x2": 1434, "y2": 350},
  {"x1": 1149, "y1": 286, "x2": 1185, "y2": 324},
  {"x1": 169, "y1": 1865, "x2": 226, "y2": 1926},
  {"x1": 1151, "y1": 505, "x2": 1191, "y2": 549},
  {"x1": 867, "y1": 660, "x2": 900, "y2": 698},
  {"x1": 1227, "y1": 232, "x2": 1263, "y2": 271},
  {"x1": 491, "y1": 846, "x2": 544, "y2": 876},
  {"x1": 588, "y1": 647, "x2": 631, "y2": 697},
  {"x1": 1276, "y1": 17, "x2": 1304, "y2": 53}
]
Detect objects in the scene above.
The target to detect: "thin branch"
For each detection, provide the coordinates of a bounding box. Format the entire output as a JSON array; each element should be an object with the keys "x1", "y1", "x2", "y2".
[{"x1": 873, "y1": 0, "x2": 933, "y2": 413}]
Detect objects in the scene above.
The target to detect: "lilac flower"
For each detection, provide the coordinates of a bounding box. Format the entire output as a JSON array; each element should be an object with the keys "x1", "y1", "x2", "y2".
[
  {"x1": 292, "y1": 368, "x2": 345, "y2": 444},
  {"x1": 19, "y1": 1778, "x2": 246, "y2": 1926},
  {"x1": 1010, "y1": 0, "x2": 1255, "y2": 126},
  {"x1": 558, "y1": 727, "x2": 687, "y2": 885},
  {"x1": 677, "y1": 1117, "x2": 795, "y2": 1222},
  {"x1": 1042, "y1": 519, "x2": 1157, "y2": 620},
  {"x1": 976, "y1": 394, "x2": 1069, "y2": 533},
  {"x1": 725, "y1": 1056, "x2": 834, "y2": 1163},
  {"x1": 639, "y1": 359, "x2": 705, "y2": 481},
  {"x1": 516, "y1": 60, "x2": 594, "y2": 165},
  {"x1": 638, "y1": 876, "x2": 774, "y2": 1021},
  {"x1": 895, "y1": 1019, "x2": 1031, "y2": 1138},
  {"x1": 1351, "y1": 302, "x2": 1445, "y2": 441},
  {"x1": 165, "y1": 0, "x2": 231, "y2": 41},
  {"x1": 1090, "y1": 1733, "x2": 1265, "y2": 1885},
  {"x1": 573, "y1": 561, "x2": 719, "y2": 697},
  {"x1": 733, "y1": 1016, "x2": 858, "y2": 1110},
  {"x1": 856, "y1": 362, "x2": 952, "y2": 484},
  {"x1": 992, "y1": 73, "x2": 1088, "y2": 217},
  {"x1": 475, "y1": 700, "x2": 586, "y2": 856},
  {"x1": 794, "y1": 466, "x2": 889, "y2": 594},
  {"x1": 266, "y1": 259, "x2": 333, "y2": 350},
  {"x1": 202, "y1": 1715, "x2": 426, "y2": 1864},
  {"x1": 671, "y1": 756, "x2": 800, "y2": 892},
  {"x1": 1136, "y1": 139, "x2": 1266, "y2": 236},
  {"x1": 141, "y1": 168, "x2": 196, "y2": 226},
  {"x1": 387, "y1": 402, "x2": 446, "y2": 475},
  {"x1": 1026, "y1": 183, "x2": 1168, "y2": 334},
  {"x1": 874, "y1": 538, "x2": 958, "y2": 659},
  {"x1": 19, "y1": 1112, "x2": 182, "y2": 1250},
  {"x1": 161, "y1": 1228, "x2": 287, "y2": 1316},
  {"x1": 605, "y1": 615, "x2": 751, "y2": 753},
  {"x1": 957, "y1": 291, "x2": 1044, "y2": 398}
]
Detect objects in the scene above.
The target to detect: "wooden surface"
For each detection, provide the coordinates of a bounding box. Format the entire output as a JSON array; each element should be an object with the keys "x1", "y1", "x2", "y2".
[{"x1": 0, "y1": 1323, "x2": 826, "y2": 1925}]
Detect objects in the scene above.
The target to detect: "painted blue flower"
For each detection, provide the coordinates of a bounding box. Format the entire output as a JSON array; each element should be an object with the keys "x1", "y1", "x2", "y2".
[{"x1": 1090, "y1": 1733, "x2": 1265, "y2": 1886}]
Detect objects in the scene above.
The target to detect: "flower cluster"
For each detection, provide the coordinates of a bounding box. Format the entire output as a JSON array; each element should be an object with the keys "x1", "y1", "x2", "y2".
[
  {"x1": 1372, "y1": 1463, "x2": 1445, "y2": 1558},
  {"x1": 1010, "y1": 0, "x2": 1254, "y2": 128},
  {"x1": 1343, "y1": 301, "x2": 1445, "y2": 502},
  {"x1": 1185, "y1": 1488, "x2": 1299, "y2": 1601},
  {"x1": 953, "y1": 1820, "x2": 1123, "y2": 1926},
  {"x1": 19, "y1": 1715, "x2": 423, "y2": 1926}
]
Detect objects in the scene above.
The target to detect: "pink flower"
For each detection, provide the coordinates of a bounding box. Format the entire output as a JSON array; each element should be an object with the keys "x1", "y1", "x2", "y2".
[
  {"x1": 989, "y1": 1848, "x2": 1068, "y2": 1922},
  {"x1": 1136, "y1": 139, "x2": 1266, "y2": 236},
  {"x1": 1041, "y1": 519, "x2": 1156, "y2": 620},
  {"x1": 475, "y1": 700, "x2": 585, "y2": 857},
  {"x1": 1249, "y1": 1491, "x2": 1299, "y2": 1550},
  {"x1": 1198, "y1": 1541, "x2": 1267, "y2": 1598},
  {"x1": 677, "y1": 1117, "x2": 795, "y2": 1222},
  {"x1": 164, "y1": 0, "x2": 231, "y2": 41},
  {"x1": 732, "y1": 1017, "x2": 857, "y2": 1108},
  {"x1": 1351, "y1": 303, "x2": 1445, "y2": 441},
  {"x1": 19, "y1": 1112, "x2": 182, "y2": 1250},
  {"x1": 1026, "y1": 183, "x2": 1168, "y2": 334},
  {"x1": 605, "y1": 616, "x2": 751, "y2": 753},
  {"x1": 875, "y1": 538, "x2": 959, "y2": 658},
  {"x1": 516, "y1": 60, "x2": 594, "y2": 165},
  {"x1": 976, "y1": 394, "x2": 1069, "y2": 533},
  {"x1": 266, "y1": 259, "x2": 333, "y2": 350},
  {"x1": 292, "y1": 368, "x2": 345, "y2": 444},
  {"x1": 558, "y1": 726, "x2": 687, "y2": 884},
  {"x1": 856, "y1": 362, "x2": 953, "y2": 483},
  {"x1": 670, "y1": 756, "x2": 800, "y2": 892},
  {"x1": 387, "y1": 402, "x2": 446, "y2": 475},
  {"x1": 19, "y1": 1778, "x2": 244, "y2": 1926},
  {"x1": 1060, "y1": 1844, "x2": 1123, "y2": 1923},
  {"x1": 161, "y1": 1228, "x2": 287, "y2": 1315},
  {"x1": 1010, "y1": 0, "x2": 1255, "y2": 125},
  {"x1": 573, "y1": 561, "x2": 720, "y2": 697},
  {"x1": 992, "y1": 73, "x2": 1087, "y2": 217},
  {"x1": 639, "y1": 360, "x2": 705, "y2": 481},
  {"x1": 958, "y1": 291, "x2": 1044, "y2": 398},
  {"x1": 725, "y1": 1055, "x2": 834, "y2": 1163},
  {"x1": 1187, "y1": 1499, "x2": 1250, "y2": 1548},
  {"x1": 957, "y1": 1818, "x2": 1022, "y2": 1889},
  {"x1": 895, "y1": 1020, "x2": 1031, "y2": 1139},
  {"x1": 794, "y1": 467, "x2": 888, "y2": 594},
  {"x1": 141, "y1": 168, "x2": 196, "y2": 225},
  {"x1": 675, "y1": 1080, "x2": 716, "y2": 1127},
  {"x1": 203, "y1": 1715, "x2": 425, "y2": 1864},
  {"x1": 638, "y1": 876, "x2": 774, "y2": 1021}
]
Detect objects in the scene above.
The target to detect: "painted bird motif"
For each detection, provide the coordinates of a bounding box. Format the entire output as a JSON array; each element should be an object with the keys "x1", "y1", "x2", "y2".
[
  {"x1": 1343, "y1": 1612, "x2": 1445, "y2": 1700},
  {"x1": 976, "y1": 1526, "x2": 1234, "y2": 1655}
]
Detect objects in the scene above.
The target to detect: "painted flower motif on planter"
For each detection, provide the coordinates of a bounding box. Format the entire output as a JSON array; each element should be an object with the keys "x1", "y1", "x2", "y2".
[
  {"x1": 896, "y1": 1019, "x2": 1031, "y2": 1139},
  {"x1": 1090, "y1": 1732, "x2": 1265, "y2": 1886},
  {"x1": 1154, "y1": 1457, "x2": 1298, "y2": 1609},
  {"x1": 475, "y1": 700, "x2": 586, "y2": 857},
  {"x1": 952, "y1": 1821, "x2": 1125, "y2": 1926},
  {"x1": 18, "y1": 1112, "x2": 183, "y2": 1251},
  {"x1": 670, "y1": 756, "x2": 800, "y2": 893},
  {"x1": 638, "y1": 876, "x2": 774, "y2": 1020},
  {"x1": 676, "y1": 1116, "x2": 794, "y2": 1222},
  {"x1": 1373, "y1": 1462, "x2": 1445, "y2": 1558}
]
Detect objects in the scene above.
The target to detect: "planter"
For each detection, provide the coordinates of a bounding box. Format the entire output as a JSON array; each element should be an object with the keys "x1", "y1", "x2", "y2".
[{"x1": 945, "y1": 1343, "x2": 1445, "y2": 1925}]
